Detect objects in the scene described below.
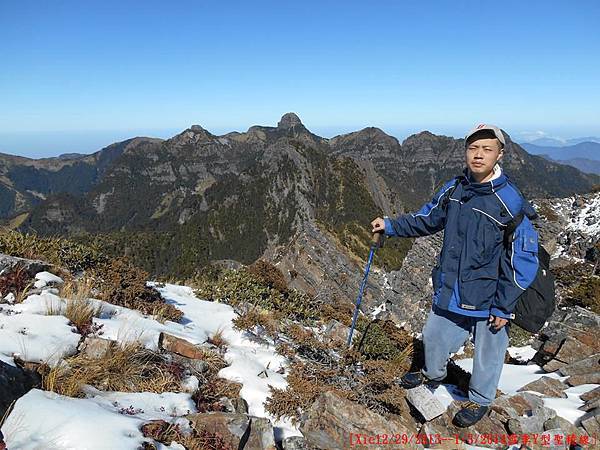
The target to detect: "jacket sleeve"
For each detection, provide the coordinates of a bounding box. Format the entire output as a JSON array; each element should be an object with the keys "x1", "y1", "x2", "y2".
[
  {"x1": 383, "y1": 179, "x2": 456, "y2": 238},
  {"x1": 491, "y1": 217, "x2": 539, "y2": 319}
]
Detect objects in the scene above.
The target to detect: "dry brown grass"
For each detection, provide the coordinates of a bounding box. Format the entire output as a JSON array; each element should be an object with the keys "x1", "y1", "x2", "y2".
[
  {"x1": 195, "y1": 347, "x2": 229, "y2": 374},
  {"x1": 42, "y1": 342, "x2": 184, "y2": 397},
  {"x1": 232, "y1": 306, "x2": 280, "y2": 339},
  {"x1": 206, "y1": 327, "x2": 228, "y2": 350},
  {"x1": 141, "y1": 420, "x2": 233, "y2": 450},
  {"x1": 265, "y1": 361, "x2": 352, "y2": 424},
  {"x1": 0, "y1": 263, "x2": 35, "y2": 303},
  {"x1": 91, "y1": 257, "x2": 183, "y2": 323},
  {"x1": 55, "y1": 277, "x2": 103, "y2": 334}
]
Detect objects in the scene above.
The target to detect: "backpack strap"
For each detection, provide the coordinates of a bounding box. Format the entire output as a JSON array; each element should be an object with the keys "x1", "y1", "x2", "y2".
[
  {"x1": 497, "y1": 182, "x2": 539, "y2": 246},
  {"x1": 440, "y1": 177, "x2": 461, "y2": 211}
]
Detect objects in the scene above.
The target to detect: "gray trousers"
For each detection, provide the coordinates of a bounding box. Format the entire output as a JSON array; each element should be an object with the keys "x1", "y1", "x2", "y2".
[{"x1": 421, "y1": 306, "x2": 509, "y2": 406}]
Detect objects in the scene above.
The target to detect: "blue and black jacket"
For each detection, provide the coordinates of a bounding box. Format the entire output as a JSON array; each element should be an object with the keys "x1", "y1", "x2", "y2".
[{"x1": 383, "y1": 166, "x2": 539, "y2": 319}]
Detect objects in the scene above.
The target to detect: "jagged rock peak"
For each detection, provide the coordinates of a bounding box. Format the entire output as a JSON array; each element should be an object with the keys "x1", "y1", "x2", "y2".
[
  {"x1": 277, "y1": 112, "x2": 303, "y2": 129},
  {"x1": 190, "y1": 124, "x2": 210, "y2": 134}
]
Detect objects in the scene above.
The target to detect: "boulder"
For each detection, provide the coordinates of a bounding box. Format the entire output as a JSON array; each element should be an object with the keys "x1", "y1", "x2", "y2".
[
  {"x1": 580, "y1": 386, "x2": 600, "y2": 403},
  {"x1": 580, "y1": 397, "x2": 600, "y2": 412},
  {"x1": 0, "y1": 254, "x2": 51, "y2": 279},
  {"x1": 579, "y1": 408, "x2": 600, "y2": 436},
  {"x1": 544, "y1": 416, "x2": 580, "y2": 436},
  {"x1": 428, "y1": 400, "x2": 507, "y2": 449},
  {"x1": 540, "y1": 428, "x2": 568, "y2": 450},
  {"x1": 558, "y1": 353, "x2": 600, "y2": 376},
  {"x1": 537, "y1": 307, "x2": 600, "y2": 355},
  {"x1": 0, "y1": 360, "x2": 41, "y2": 421},
  {"x1": 300, "y1": 390, "x2": 422, "y2": 450},
  {"x1": 553, "y1": 336, "x2": 596, "y2": 364},
  {"x1": 158, "y1": 332, "x2": 206, "y2": 359},
  {"x1": 490, "y1": 392, "x2": 544, "y2": 419},
  {"x1": 78, "y1": 337, "x2": 117, "y2": 359},
  {"x1": 517, "y1": 376, "x2": 568, "y2": 398},
  {"x1": 186, "y1": 412, "x2": 276, "y2": 450},
  {"x1": 508, "y1": 415, "x2": 546, "y2": 435},
  {"x1": 542, "y1": 359, "x2": 568, "y2": 373},
  {"x1": 566, "y1": 372, "x2": 600, "y2": 386}
]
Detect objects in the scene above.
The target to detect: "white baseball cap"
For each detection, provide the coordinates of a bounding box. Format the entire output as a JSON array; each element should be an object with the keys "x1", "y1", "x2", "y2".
[{"x1": 465, "y1": 124, "x2": 506, "y2": 148}]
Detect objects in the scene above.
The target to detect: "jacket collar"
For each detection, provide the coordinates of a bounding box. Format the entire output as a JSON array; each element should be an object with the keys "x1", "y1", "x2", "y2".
[{"x1": 461, "y1": 164, "x2": 508, "y2": 195}]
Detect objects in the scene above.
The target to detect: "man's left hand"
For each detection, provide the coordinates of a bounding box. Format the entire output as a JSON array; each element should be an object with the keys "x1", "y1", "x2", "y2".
[{"x1": 488, "y1": 315, "x2": 508, "y2": 330}]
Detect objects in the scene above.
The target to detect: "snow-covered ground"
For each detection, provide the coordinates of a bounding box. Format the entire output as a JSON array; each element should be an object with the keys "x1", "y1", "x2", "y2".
[
  {"x1": 1, "y1": 278, "x2": 598, "y2": 449},
  {"x1": 1, "y1": 280, "x2": 300, "y2": 449},
  {"x1": 547, "y1": 192, "x2": 600, "y2": 260}
]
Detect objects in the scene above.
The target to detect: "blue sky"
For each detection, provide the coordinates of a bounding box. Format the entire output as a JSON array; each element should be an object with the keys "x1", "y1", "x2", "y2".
[{"x1": 1, "y1": 0, "x2": 599, "y2": 158}]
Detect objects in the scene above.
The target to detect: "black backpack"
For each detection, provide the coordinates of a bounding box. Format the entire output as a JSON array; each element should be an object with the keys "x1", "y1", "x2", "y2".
[
  {"x1": 503, "y1": 210, "x2": 556, "y2": 333},
  {"x1": 441, "y1": 178, "x2": 556, "y2": 332}
]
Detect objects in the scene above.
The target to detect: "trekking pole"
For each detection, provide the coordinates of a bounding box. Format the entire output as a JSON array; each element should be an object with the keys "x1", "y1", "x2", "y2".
[{"x1": 347, "y1": 231, "x2": 384, "y2": 347}]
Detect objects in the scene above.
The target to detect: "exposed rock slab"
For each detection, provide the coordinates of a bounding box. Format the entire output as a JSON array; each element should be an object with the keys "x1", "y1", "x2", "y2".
[
  {"x1": 300, "y1": 391, "x2": 422, "y2": 450},
  {"x1": 517, "y1": 376, "x2": 568, "y2": 398}
]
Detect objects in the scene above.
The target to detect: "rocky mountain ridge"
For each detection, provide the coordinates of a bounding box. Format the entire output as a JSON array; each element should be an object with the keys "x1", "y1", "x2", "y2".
[{"x1": 2, "y1": 114, "x2": 599, "y2": 319}]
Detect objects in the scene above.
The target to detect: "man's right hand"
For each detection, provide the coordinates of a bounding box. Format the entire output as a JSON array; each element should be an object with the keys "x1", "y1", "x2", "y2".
[{"x1": 371, "y1": 217, "x2": 385, "y2": 234}]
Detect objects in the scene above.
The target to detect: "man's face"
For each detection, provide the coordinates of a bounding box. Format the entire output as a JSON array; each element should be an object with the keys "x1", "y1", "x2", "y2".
[{"x1": 465, "y1": 137, "x2": 503, "y2": 178}]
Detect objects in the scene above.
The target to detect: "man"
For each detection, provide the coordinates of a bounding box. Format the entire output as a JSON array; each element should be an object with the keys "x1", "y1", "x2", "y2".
[{"x1": 371, "y1": 124, "x2": 539, "y2": 427}]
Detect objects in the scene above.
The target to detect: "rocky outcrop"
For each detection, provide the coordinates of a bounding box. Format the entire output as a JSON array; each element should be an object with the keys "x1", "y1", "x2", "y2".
[
  {"x1": 300, "y1": 391, "x2": 422, "y2": 450},
  {"x1": 0, "y1": 254, "x2": 51, "y2": 279},
  {"x1": 186, "y1": 412, "x2": 276, "y2": 450},
  {"x1": 517, "y1": 376, "x2": 568, "y2": 398},
  {"x1": 0, "y1": 360, "x2": 41, "y2": 420}
]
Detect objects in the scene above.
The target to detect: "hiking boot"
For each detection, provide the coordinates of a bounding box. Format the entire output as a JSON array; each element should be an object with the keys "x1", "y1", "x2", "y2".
[
  {"x1": 399, "y1": 371, "x2": 442, "y2": 389},
  {"x1": 453, "y1": 401, "x2": 489, "y2": 427}
]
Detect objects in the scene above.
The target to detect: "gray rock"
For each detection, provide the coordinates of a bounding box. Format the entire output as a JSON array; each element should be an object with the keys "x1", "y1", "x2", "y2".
[
  {"x1": 517, "y1": 376, "x2": 568, "y2": 398},
  {"x1": 581, "y1": 386, "x2": 600, "y2": 403},
  {"x1": 300, "y1": 391, "x2": 422, "y2": 450},
  {"x1": 405, "y1": 384, "x2": 446, "y2": 421},
  {"x1": 0, "y1": 360, "x2": 41, "y2": 420},
  {"x1": 78, "y1": 337, "x2": 117, "y2": 359},
  {"x1": 541, "y1": 429, "x2": 568, "y2": 450},
  {"x1": 232, "y1": 396, "x2": 249, "y2": 414},
  {"x1": 0, "y1": 253, "x2": 51, "y2": 279},
  {"x1": 559, "y1": 353, "x2": 600, "y2": 376},
  {"x1": 580, "y1": 397, "x2": 600, "y2": 412},
  {"x1": 186, "y1": 412, "x2": 276, "y2": 450},
  {"x1": 281, "y1": 436, "x2": 317, "y2": 450},
  {"x1": 544, "y1": 416, "x2": 580, "y2": 436},
  {"x1": 508, "y1": 415, "x2": 546, "y2": 435},
  {"x1": 566, "y1": 372, "x2": 600, "y2": 386},
  {"x1": 246, "y1": 416, "x2": 277, "y2": 450},
  {"x1": 491, "y1": 392, "x2": 544, "y2": 418},
  {"x1": 579, "y1": 408, "x2": 600, "y2": 436}
]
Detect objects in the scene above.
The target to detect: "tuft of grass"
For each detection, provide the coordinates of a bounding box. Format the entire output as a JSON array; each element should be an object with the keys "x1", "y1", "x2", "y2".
[
  {"x1": 57, "y1": 277, "x2": 103, "y2": 335},
  {"x1": 42, "y1": 343, "x2": 185, "y2": 397},
  {"x1": 206, "y1": 327, "x2": 228, "y2": 351}
]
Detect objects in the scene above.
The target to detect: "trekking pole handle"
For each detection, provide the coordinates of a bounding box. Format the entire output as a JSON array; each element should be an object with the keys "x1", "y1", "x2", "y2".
[{"x1": 372, "y1": 230, "x2": 385, "y2": 248}]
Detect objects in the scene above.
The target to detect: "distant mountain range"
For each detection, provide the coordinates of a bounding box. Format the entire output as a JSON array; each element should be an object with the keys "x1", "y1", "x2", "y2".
[
  {"x1": 521, "y1": 141, "x2": 600, "y2": 175},
  {"x1": 522, "y1": 136, "x2": 600, "y2": 147},
  {"x1": 1, "y1": 114, "x2": 599, "y2": 279}
]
